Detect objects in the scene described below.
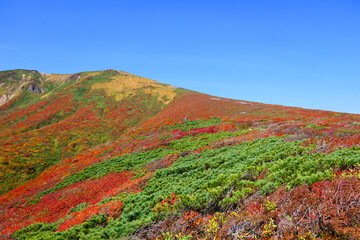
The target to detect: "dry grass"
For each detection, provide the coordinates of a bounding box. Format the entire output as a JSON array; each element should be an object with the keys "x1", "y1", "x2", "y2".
[
  {"x1": 82, "y1": 71, "x2": 102, "y2": 78},
  {"x1": 42, "y1": 73, "x2": 72, "y2": 84},
  {"x1": 91, "y1": 74, "x2": 176, "y2": 104}
]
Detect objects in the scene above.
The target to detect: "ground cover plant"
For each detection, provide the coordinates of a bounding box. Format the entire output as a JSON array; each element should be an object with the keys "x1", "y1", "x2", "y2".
[{"x1": 0, "y1": 69, "x2": 360, "y2": 239}]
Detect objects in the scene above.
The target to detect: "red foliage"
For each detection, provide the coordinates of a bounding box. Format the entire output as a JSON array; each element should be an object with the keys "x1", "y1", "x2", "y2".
[
  {"x1": 312, "y1": 181, "x2": 332, "y2": 198},
  {"x1": 0, "y1": 171, "x2": 133, "y2": 235},
  {"x1": 153, "y1": 193, "x2": 177, "y2": 212},
  {"x1": 172, "y1": 126, "x2": 218, "y2": 139},
  {"x1": 57, "y1": 200, "x2": 123, "y2": 231},
  {"x1": 216, "y1": 122, "x2": 237, "y2": 132}
]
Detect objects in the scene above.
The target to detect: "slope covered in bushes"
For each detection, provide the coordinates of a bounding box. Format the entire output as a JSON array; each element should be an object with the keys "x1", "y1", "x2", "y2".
[{"x1": 0, "y1": 69, "x2": 360, "y2": 239}]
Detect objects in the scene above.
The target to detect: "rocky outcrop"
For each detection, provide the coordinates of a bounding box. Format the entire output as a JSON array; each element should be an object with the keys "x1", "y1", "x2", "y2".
[
  {"x1": 66, "y1": 73, "x2": 80, "y2": 82},
  {"x1": 28, "y1": 84, "x2": 42, "y2": 93},
  {"x1": 0, "y1": 94, "x2": 7, "y2": 105}
]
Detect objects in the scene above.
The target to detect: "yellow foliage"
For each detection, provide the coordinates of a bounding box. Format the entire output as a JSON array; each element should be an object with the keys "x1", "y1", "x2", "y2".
[
  {"x1": 82, "y1": 71, "x2": 102, "y2": 78},
  {"x1": 43, "y1": 73, "x2": 72, "y2": 84},
  {"x1": 91, "y1": 73, "x2": 176, "y2": 104}
]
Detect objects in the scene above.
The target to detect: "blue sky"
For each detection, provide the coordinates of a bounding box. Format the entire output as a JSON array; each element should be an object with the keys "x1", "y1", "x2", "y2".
[{"x1": 1, "y1": 0, "x2": 359, "y2": 114}]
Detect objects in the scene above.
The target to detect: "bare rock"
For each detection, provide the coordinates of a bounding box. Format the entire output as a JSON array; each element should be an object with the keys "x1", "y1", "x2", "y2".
[{"x1": 28, "y1": 84, "x2": 42, "y2": 93}]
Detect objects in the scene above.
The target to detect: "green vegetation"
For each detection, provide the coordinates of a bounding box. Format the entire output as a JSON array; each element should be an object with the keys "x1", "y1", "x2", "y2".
[
  {"x1": 13, "y1": 215, "x2": 107, "y2": 240},
  {"x1": 69, "y1": 202, "x2": 90, "y2": 213},
  {"x1": 15, "y1": 137, "x2": 360, "y2": 239},
  {"x1": 168, "y1": 130, "x2": 245, "y2": 152},
  {"x1": 169, "y1": 117, "x2": 223, "y2": 131}
]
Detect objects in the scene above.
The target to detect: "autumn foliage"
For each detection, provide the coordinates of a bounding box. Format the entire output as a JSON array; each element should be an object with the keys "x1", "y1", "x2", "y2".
[{"x1": 0, "y1": 69, "x2": 360, "y2": 239}]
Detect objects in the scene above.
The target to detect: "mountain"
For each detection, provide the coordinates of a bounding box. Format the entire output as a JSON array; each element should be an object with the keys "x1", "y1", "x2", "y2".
[{"x1": 0, "y1": 69, "x2": 360, "y2": 239}]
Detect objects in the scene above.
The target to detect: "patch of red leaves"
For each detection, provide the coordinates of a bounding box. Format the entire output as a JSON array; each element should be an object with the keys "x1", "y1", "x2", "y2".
[{"x1": 0, "y1": 171, "x2": 133, "y2": 236}]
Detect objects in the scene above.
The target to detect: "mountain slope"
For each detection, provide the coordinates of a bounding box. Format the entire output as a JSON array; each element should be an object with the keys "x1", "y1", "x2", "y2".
[
  {"x1": 1, "y1": 69, "x2": 360, "y2": 239},
  {"x1": 0, "y1": 69, "x2": 181, "y2": 195}
]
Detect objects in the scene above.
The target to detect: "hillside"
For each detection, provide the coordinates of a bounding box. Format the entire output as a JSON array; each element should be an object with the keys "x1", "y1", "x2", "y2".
[{"x1": 1, "y1": 69, "x2": 360, "y2": 239}]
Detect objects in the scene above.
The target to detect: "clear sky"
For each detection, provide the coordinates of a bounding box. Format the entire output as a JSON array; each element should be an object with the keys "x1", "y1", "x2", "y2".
[{"x1": 1, "y1": 0, "x2": 359, "y2": 114}]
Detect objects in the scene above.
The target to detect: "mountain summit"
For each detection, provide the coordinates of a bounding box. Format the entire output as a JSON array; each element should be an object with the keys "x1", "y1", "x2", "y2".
[{"x1": 1, "y1": 69, "x2": 360, "y2": 239}]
